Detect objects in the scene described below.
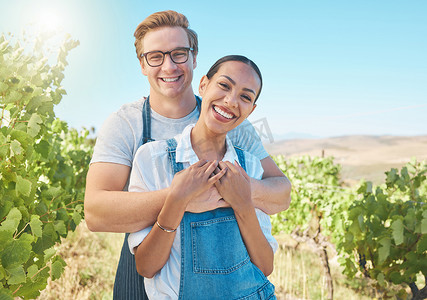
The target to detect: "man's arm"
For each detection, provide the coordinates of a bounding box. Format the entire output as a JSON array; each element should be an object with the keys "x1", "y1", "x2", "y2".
[
  {"x1": 84, "y1": 162, "x2": 169, "y2": 233},
  {"x1": 251, "y1": 156, "x2": 292, "y2": 215}
]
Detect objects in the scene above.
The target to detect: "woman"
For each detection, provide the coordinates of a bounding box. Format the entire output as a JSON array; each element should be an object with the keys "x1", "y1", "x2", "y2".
[{"x1": 128, "y1": 55, "x2": 277, "y2": 299}]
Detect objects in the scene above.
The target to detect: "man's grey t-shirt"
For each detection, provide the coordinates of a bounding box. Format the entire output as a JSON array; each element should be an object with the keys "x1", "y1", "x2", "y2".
[{"x1": 91, "y1": 98, "x2": 269, "y2": 188}]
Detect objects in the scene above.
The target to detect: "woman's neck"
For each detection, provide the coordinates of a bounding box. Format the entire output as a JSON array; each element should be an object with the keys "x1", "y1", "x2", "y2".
[{"x1": 190, "y1": 122, "x2": 227, "y2": 161}]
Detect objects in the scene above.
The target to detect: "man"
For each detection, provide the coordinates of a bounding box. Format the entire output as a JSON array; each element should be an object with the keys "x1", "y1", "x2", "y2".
[{"x1": 84, "y1": 10, "x2": 291, "y2": 299}]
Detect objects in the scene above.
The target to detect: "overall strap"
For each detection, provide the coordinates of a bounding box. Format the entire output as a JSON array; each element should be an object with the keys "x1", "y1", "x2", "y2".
[
  {"x1": 139, "y1": 95, "x2": 201, "y2": 148},
  {"x1": 195, "y1": 95, "x2": 202, "y2": 113},
  {"x1": 166, "y1": 138, "x2": 184, "y2": 175},
  {"x1": 140, "y1": 96, "x2": 154, "y2": 147},
  {"x1": 233, "y1": 146, "x2": 247, "y2": 172}
]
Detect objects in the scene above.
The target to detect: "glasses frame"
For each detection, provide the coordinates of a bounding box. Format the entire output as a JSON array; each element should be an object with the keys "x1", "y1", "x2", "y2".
[{"x1": 141, "y1": 47, "x2": 194, "y2": 67}]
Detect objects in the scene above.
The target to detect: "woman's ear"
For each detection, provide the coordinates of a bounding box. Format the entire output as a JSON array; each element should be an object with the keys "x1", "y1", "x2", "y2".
[
  {"x1": 248, "y1": 104, "x2": 257, "y2": 116},
  {"x1": 198, "y1": 75, "x2": 208, "y2": 96}
]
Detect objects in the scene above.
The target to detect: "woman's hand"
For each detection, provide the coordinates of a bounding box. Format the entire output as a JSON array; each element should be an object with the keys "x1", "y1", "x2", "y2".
[
  {"x1": 214, "y1": 161, "x2": 253, "y2": 211},
  {"x1": 168, "y1": 160, "x2": 227, "y2": 207},
  {"x1": 157, "y1": 159, "x2": 227, "y2": 232}
]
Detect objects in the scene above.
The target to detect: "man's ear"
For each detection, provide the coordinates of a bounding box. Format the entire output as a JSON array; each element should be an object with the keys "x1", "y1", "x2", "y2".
[
  {"x1": 140, "y1": 59, "x2": 148, "y2": 76},
  {"x1": 198, "y1": 75, "x2": 208, "y2": 96},
  {"x1": 192, "y1": 53, "x2": 197, "y2": 70}
]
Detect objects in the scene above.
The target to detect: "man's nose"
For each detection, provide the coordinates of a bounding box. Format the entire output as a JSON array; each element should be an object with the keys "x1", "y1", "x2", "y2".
[{"x1": 161, "y1": 54, "x2": 178, "y2": 70}]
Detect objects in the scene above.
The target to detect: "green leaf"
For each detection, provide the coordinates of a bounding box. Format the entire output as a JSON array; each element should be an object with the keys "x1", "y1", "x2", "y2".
[
  {"x1": 10, "y1": 130, "x2": 31, "y2": 148},
  {"x1": 0, "y1": 265, "x2": 5, "y2": 281},
  {"x1": 43, "y1": 247, "x2": 56, "y2": 262},
  {"x1": 0, "y1": 142, "x2": 8, "y2": 159},
  {"x1": 378, "y1": 238, "x2": 391, "y2": 263},
  {"x1": 53, "y1": 220, "x2": 66, "y2": 235},
  {"x1": 365, "y1": 181, "x2": 373, "y2": 193},
  {"x1": 33, "y1": 223, "x2": 57, "y2": 255},
  {"x1": 391, "y1": 219, "x2": 404, "y2": 245},
  {"x1": 14, "y1": 267, "x2": 49, "y2": 299},
  {"x1": 25, "y1": 95, "x2": 42, "y2": 112},
  {"x1": 26, "y1": 264, "x2": 38, "y2": 281},
  {"x1": 0, "y1": 207, "x2": 22, "y2": 234},
  {"x1": 27, "y1": 113, "x2": 43, "y2": 137},
  {"x1": 6, "y1": 90, "x2": 22, "y2": 103},
  {"x1": 389, "y1": 271, "x2": 403, "y2": 284},
  {"x1": 51, "y1": 260, "x2": 64, "y2": 281},
  {"x1": 29, "y1": 215, "x2": 43, "y2": 238},
  {"x1": 0, "y1": 288, "x2": 14, "y2": 300},
  {"x1": 44, "y1": 186, "x2": 63, "y2": 199},
  {"x1": 34, "y1": 140, "x2": 50, "y2": 158},
  {"x1": 6, "y1": 265, "x2": 25, "y2": 285},
  {"x1": 1, "y1": 233, "x2": 33, "y2": 269},
  {"x1": 422, "y1": 217, "x2": 427, "y2": 235},
  {"x1": 417, "y1": 235, "x2": 427, "y2": 253},
  {"x1": 72, "y1": 210, "x2": 82, "y2": 226},
  {"x1": 16, "y1": 175, "x2": 32, "y2": 197},
  {"x1": 377, "y1": 272, "x2": 385, "y2": 286},
  {"x1": 0, "y1": 82, "x2": 8, "y2": 93},
  {"x1": 9, "y1": 140, "x2": 23, "y2": 157}
]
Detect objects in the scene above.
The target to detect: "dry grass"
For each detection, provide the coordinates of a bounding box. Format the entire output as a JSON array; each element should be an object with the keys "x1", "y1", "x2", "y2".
[
  {"x1": 36, "y1": 221, "x2": 123, "y2": 300},
  {"x1": 269, "y1": 235, "x2": 374, "y2": 300},
  {"x1": 35, "y1": 224, "x2": 376, "y2": 300}
]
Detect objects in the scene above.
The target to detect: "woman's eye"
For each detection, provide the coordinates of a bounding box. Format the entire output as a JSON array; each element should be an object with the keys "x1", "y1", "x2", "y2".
[
  {"x1": 241, "y1": 95, "x2": 252, "y2": 102},
  {"x1": 219, "y1": 82, "x2": 229, "y2": 89}
]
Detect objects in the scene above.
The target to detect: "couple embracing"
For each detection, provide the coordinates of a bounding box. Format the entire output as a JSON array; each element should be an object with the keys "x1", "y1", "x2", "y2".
[{"x1": 85, "y1": 10, "x2": 291, "y2": 300}]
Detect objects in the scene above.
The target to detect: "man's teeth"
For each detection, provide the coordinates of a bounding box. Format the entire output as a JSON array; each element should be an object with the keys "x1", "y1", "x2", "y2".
[
  {"x1": 213, "y1": 106, "x2": 234, "y2": 119},
  {"x1": 162, "y1": 77, "x2": 179, "y2": 82}
]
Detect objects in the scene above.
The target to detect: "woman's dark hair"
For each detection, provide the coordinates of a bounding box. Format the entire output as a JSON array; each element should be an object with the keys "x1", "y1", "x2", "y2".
[{"x1": 206, "y1": 55, "x2": 263, "y2": 103}]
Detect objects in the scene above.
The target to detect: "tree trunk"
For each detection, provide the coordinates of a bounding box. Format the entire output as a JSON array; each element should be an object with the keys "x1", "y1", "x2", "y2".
[
  {"x1": 410, "y1": 278, "x2": 427, "y2": 300},
  {"x1": 319, "y1": 247, "x2": 333, "y2": 300}
]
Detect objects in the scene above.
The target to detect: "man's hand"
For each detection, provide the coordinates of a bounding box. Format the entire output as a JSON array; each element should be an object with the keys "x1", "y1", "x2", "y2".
[{"x1": 185, "y1": 186, "x2": 230, "y2": 212}]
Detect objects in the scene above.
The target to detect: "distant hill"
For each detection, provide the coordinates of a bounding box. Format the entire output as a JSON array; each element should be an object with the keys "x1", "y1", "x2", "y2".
[{"x1": 264, "y1": 135, "x2": 427, "y2": 185}]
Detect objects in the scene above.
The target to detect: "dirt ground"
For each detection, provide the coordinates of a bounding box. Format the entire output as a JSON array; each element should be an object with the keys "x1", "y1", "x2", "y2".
[{"x1": 264, "y1": 135, "x2": 427, "y2": 184}]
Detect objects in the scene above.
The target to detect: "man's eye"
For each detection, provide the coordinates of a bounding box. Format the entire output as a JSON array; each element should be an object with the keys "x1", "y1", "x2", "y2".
[
  {"x1": 173, "y1": 52, "x2": 186, "y2": 58},
  {"x1": 149, "y1": 54, "x2": 162, "y2": 61}
]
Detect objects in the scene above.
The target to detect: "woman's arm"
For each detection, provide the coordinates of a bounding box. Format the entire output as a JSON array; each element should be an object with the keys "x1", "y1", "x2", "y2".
[
  {"x1": 134, "y1": 191, "x2": 184, "y2": 278},
  {"x1": 234, "y1": 205, "x2": 274, "y2": 276},
  {"x1": 215, "y1": 161, "x2": 274, "y2": 276}
]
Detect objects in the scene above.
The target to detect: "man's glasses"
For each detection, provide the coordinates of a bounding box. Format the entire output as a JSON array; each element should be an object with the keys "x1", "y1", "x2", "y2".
[{"x1": 141, "y1": 47, "x2": 194, "y2": 67}]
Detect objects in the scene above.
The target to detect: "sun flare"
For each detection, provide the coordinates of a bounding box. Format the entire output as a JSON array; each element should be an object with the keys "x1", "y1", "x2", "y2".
[{"x1": 33, "y1": 8, "x2": 64, "y2": 35}]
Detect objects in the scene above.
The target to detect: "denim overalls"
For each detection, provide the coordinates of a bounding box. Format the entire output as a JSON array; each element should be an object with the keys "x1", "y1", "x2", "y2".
[
  {"x1": 166, "y1": 138, "x2": 276, "y2": 300},
  {"x1": 113, "y1": 96, "x2": 202, "y2": 299}
]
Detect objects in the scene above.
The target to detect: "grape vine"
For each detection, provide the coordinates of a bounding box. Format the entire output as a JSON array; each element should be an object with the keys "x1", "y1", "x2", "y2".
[
  {"x1": 0, "y1": 33, "x2": 93, "y2": 299},
  {"x1": 339, "y1": 160, "x2": 427, "y2": 299},
  {"x1": 271, "y1": 155, "x2": 353, "y2": 300}
]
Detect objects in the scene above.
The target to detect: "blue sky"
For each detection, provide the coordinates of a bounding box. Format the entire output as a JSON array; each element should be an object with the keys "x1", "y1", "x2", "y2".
[{"x1": 1, "y1": 0, "x2": 426, "y2": 140}]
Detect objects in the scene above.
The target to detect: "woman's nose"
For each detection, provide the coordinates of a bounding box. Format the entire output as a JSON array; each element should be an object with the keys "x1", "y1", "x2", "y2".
[{"x1": 224, "y1": 94, "x2": 238, "y2": 108}]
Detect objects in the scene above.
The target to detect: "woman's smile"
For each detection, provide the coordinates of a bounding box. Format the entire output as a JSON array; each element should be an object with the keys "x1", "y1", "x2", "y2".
[{"x1": 212, "y1": 105, "x2": 236, "y2": 120}]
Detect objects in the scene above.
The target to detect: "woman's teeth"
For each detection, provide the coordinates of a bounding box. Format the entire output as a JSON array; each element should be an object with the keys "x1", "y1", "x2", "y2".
[{"x1": 213, "y1": 106, "x2": 234, "y2": 119}]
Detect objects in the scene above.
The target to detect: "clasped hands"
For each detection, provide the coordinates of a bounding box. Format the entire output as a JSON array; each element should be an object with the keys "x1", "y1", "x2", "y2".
[{"x1": 168, "y1": 160, "x2": 253, "y2": 213}]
